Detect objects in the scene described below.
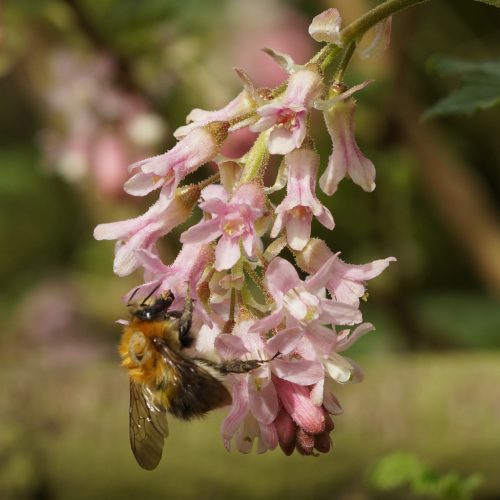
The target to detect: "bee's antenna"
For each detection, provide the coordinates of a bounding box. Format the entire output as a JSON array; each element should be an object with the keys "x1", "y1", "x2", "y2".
[
  {"x1": 140, "y1": 284, "x2": 161, "y2": 306},
  {"x1": 127, "y1": 287, "x2": 140, "y2": 307}
]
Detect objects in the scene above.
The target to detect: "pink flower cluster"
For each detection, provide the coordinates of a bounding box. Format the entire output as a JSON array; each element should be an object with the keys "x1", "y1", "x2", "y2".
[
  {"x1": 40, "y1": 51, "x2": 165, "y2": 197},
  {"x1": 95, "y1": 8, "x2": 395, "y2": 456}
]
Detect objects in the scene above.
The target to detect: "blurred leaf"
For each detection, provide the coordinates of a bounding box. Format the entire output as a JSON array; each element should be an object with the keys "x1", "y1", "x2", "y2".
[
  {"x1": 472, "y1": 0, "x2": 499, "y2": 6},
  {"x1": 80, "y1": 0, "x2": 228, "y2": 53},
  {"x1": 424, "y1": 56, "x2": 500, "y2": 119},
  {"x1": 413, "y1": 292, "x2": 500, "y2": 348},
  {"x1": 369, "y1": 452, "x2": 483, "y2": 499},
  {"x1": 0, "y1": 147, "x2": 89, "y2": 295}
]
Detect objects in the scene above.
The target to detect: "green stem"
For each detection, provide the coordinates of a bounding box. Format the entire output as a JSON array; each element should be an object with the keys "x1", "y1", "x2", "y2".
[
  {"x1": 316, "y1": 0, "x2": 431, "y2": 73},
  {"x1": 332, "y1": 42, "x2": 356, "y2": 83},
  {"x1": 226, "y1": 0, "x2": 431, "y2": 131},
  {"x1": 340, "y1": 0, "x2": 431, "y2": 46},
  {"x1": 239, "y1": 132, "x2": 270, "y2": 183},
  {"x1": 210, "y1": 0, "x2": 432, "y2": 156}
]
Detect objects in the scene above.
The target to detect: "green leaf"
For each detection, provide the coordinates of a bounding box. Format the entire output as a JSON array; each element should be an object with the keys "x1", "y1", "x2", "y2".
[
  {"x1": 424, "y1": 56, "x2": 500, "y2": 119},
  {"x1": 369, "y1": 453, "x2": 484, "y2": 499},
  {"x1": 473, "y1": 0, "x2": 500, "y2": 6}
]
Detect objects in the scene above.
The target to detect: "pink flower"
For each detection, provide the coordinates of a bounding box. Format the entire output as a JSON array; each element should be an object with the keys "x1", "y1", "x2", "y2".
[
  {"x1": 89, "y1": 130, "x2": 129, "y2": 197},
  {"x1": 273, "y1": 378, "x2": 334, "y2": 456},
  {"x1": 319, "y1": 82, "x2": 376, "y2": 195},
  {"x1": 218, "y1": 320, "x2": 280, "y2": 453},
  {"x1": 180, "y1": 183, "x2": 265, "y2": 271},
  {"x1": 297, "y1": 239, "x2": 396, "y2": 307},
  {"x1": 124, "y1": 122, "x2": 228, "y2": 199},
  {"x1": 218, "y1": 319, "x2": 327, "y2": 453},
  {"x1": 306, "y1": 322, "x2": 375, "y2": 408},
  {"x1": 252, "y1": 257, "x2": 361, "y2": 334},
  {"x1": 250, "y1": 68, "x2": 323, "y2": 155},
  {"x1": 322, "y1": 323, "x2": 373, "y2": 381},
  {"x1": 271, "y1": 149, "x2": 334, "y2": 250},
  {"x1": 93, "y1": 193, "x2": 192, "y2": 277},
  {"x1": 125, "y1": 242, "x2": 213, "y2": 308},
  {"x1": 174, "y1": 89, "x2": 256, "y2": 139}
]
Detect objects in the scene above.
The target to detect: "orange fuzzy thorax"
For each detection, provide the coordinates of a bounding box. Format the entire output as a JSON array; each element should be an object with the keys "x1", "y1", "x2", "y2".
[{"x1": 119, "y1": 318, "x2": 180, "y2": 390}]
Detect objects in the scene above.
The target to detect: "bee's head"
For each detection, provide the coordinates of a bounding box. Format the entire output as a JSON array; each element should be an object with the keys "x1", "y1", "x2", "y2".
[
  {"x1": 130, "y1": 292, "x2": 175, "y2": 322},
  {"x1": 128, "y1": 331, "x2": 152, "y2": 366}
]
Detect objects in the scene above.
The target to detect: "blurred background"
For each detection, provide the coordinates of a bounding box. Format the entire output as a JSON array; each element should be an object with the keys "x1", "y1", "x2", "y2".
[{"x1": 0, "y1": 0, "x2": 499, "y2": 499}]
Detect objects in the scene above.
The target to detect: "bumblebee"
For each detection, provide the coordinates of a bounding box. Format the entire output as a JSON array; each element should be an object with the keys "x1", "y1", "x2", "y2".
[{"x1": 119, "y1": 290, "x2": 263, "y2": 470}]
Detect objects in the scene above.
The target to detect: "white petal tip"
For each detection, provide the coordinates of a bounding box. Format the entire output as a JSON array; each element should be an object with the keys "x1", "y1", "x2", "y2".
[{"x1": 308, "y1": 8, "x2": 343, "y2": 45}]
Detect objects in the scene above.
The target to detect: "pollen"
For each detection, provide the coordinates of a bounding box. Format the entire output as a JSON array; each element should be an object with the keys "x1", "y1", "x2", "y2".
[
  {"x1": 276, "y1": 108, "x2": 296, "y2": 129},
  {"x1": 223, "y1": 219, "x2": 245, "y2": 236},
  {"x1": 290, "y1": 205, "x2": 309, "y2": 220}
]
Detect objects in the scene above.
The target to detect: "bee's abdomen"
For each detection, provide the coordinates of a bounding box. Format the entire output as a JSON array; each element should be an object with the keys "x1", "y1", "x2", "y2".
[{"x1": 166, "y1": 365, "x2": 232, "y2": 420}]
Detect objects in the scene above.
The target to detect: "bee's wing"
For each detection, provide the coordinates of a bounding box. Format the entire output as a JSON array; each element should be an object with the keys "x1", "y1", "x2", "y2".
[
  {"x1": 129, "y1": 380, "x2": 169, "y2": 470},
  {"x1": 156, "y1": 341, "x2": 232, "y2": 419}
]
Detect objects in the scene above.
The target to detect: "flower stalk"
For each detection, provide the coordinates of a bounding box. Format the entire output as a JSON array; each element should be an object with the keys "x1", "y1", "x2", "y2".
[{"x1": 92, "y1": 0, "x2": 448, "y2": 457}]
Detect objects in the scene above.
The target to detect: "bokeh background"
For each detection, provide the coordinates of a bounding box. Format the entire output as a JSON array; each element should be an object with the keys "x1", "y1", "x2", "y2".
[{"x1": 1, "y1": 0, "x2": 499, "y2": 499}]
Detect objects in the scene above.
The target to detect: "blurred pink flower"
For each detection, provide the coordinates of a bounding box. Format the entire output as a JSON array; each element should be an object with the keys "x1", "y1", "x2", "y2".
[
  {"x1": 271, "y1": 149, "x2": 334, "y2": 250},
  {"x1": 181, "y1": 183, "x2": 265, "y2": 271},
  {"x1": 89, "y1": 130, "x2": 130, "y2": 197},
  {"x1": 40, "y1": 51, "x2": 165, "y2": 197},
  {"x1": 228, "y1": 8, "x2": 315, "y2": 88}
]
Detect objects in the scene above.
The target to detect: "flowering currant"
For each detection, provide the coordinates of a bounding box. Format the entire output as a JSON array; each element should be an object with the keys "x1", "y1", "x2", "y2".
[{"x1": 95, "y1": 5, "x2": 399, "y2": 457}]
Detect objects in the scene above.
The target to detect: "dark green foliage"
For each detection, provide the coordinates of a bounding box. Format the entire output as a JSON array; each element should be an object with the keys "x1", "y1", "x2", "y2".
[{"x1": 424, "y1": 56, "x2": 500, "y2": 118}]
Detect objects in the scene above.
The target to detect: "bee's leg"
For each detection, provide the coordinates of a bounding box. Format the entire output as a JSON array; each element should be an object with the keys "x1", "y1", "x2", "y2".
[
  {"x1": 216, "y1": 359, "x2": 263, "y2": 374},
  {"x1": 178, "y1": 286, "x2": 194, "y2": 348},
  {"x1": 214, "y1": 351, "x2": 281, "y2": 374}
]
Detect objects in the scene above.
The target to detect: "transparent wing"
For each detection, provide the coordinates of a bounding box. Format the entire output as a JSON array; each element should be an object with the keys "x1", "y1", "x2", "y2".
[
  {"x1": 129, "y1": 381, "x2": 169, "y2": 470},
  {"x1": 154, "y1": 339, "x2": 232, "y2": 420}
]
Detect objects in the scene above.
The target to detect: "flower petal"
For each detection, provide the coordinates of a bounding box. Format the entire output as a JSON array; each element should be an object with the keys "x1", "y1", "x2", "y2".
[
  {"x1": 266, "y1": 327, "x2": 304, "y2": 355},
  {"x1": 215, "y1": 236, "x2": 241, "y2": 270},
  {"x1": 308, "y1": 8, "x2": 342, "y2": 45},
  {"x1": 249, "y1": 379, "x2": 279, "y2": 425},
  {"x1": 273, "y1": 377, "x2": 325, "y2": 434},
  {"x1": 336, "y1": 322, "x2": 375, "y2": 352},
  {"x1": 221, "y1": 377, "x2": 249, "y2": 440},
  {"x1": 304, "y1": 255, "x2": 339, "y2": 293},
  {"x1": 250, "y1": 308, "x2": 284, "y2": 334},
  {"x1": 273, "y1": 359, "x2": 324, "y2": 385},
  {"x1": 266, "y1": 257, "x2": 301, "y2": 297},
  {"x1": 268, "y1": 127, "x2": 298, "y2": 155},
  {"x1": 319, "y1": 299, "x2": 362, "y2": 325},
  {"x1": 124, "y1": 171, "x2": 164, "y2": 196},
  {"x1": 215, "y1": 334, "x2": 248, "y2": 359},
  {"x1": 286, "y1": 213, "x2": 312, "y2": 251},
  {"x1": 180, "y1": 217, "x2": 221, "y2": 245}
]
